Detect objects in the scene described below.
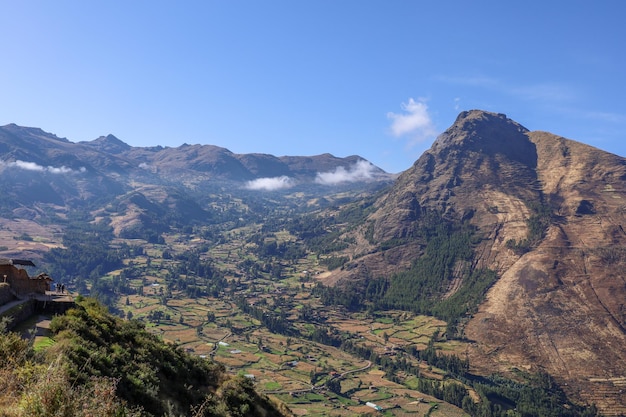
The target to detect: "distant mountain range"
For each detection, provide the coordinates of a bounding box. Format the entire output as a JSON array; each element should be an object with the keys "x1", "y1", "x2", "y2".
[
  {"x1": 0, "y1": 123, "x2": 394, "y2": 255},
  {"x1": 0, "y1": 123, "x2": 392, "y2": 184}
]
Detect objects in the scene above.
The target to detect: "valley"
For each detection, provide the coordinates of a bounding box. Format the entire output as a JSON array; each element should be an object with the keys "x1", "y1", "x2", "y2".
[
  {"x1": 21, "y1": 197, "x2": 600, "y2": 416},
  {"x1": 1, "y1": 111, "x2": 624, "y2": 416},
  {"x1": 109, "y1": 224, "x2": 469, "y2": 416}
]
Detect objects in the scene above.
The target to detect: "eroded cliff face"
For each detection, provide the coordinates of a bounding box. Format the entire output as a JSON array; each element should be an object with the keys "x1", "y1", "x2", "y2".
[{"x1": 331, "y1": 110, "x2": 626, "y2": 414}]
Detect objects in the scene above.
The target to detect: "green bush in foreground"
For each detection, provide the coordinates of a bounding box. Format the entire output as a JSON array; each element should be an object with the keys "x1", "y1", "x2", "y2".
[{"x1": 0, "y1": 300, "x2": 290, "y2": 417}]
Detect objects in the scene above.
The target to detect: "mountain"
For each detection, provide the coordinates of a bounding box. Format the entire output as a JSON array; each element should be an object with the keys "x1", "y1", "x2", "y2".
[
  {"x1": 0, "y1": 123, "x2": 394, "y2": 259},
  {"x1": 2, "y1": 113, "x2": 624, "y2": 414},
  {"x1": 0, "y1": 123, "x2": 392, "y2": 185},
  {"x1": 327, "y1": 110, "x2": 626, "y2": 414}
]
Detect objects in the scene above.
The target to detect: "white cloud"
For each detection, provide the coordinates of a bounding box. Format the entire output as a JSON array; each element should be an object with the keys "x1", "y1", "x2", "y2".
[
  {"x1": 47, "y1": 166, "x2": 74, "y2": 174},
  {"x1": 1, "y1": 159, "x2": 85, "y2": 174},
  {"x1": 139, "y1": 162, "x2": 150, "y2": 169},
  {"x1": 13, "y1": 160, "x2": 45, "y2": 171},
  {"x1": 315, "y1": 160, "x2": 377, "y2": 185},
  {"x1": 387, "y1": 98, "x2": 437, "y2": 147},
  {"x1": 245, "y1": 176, "x2": 294, "y2": 191}
]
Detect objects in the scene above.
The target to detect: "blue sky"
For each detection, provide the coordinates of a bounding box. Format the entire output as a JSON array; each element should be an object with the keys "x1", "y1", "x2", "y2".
[{"x1": 1, "y1": 1, "x2": 624, "y2": 173}]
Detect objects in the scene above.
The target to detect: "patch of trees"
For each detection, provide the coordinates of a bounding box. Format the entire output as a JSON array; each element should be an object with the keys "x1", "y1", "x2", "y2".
[
  {"x1": 44, "y1": 221, "x2": 124, "y2": 291},
  {"x1": 379, "y1": 237, "x2": 410, "y2": 251},
  {"x1": 119, "y1": 223, "x2": 165, "y2": 244},
  {"x1": 313, "y1": 281, "x2": 365, "y2": 312},
  {"x1": 340, "y1": 333, "x2": 598, "y2": 417},
  {"x1": 166, "y1": 252, "x2": 227, "y2": 297},
  {"x1": 333, "y1": 197, "x2": 377, "y2": 224},
  {"x1": 319, "y1": 255, "x2": 349, "y2": 270},
  {"x1": 234, "y1": 295, "x2": 297, "y2": 336},
  {"x1": 237, "y1": 259, "x2": 263, "y2": 280},
  {"x1": 380, "y1": 221, "x2": 475, "y2": 309},
  {"x1": 308, "y1": 325, "x2": 343, "y2": 347},
  {"x1": 410, "y1": 334, "x2": 469, "y2": 375},
  {"x1": 460, "y1": 372, "x2": 600, "y2": 417},
  {"x1": 430, "y1": 268, "x2": 497, "y2": 334},
  {"x1": 251, "y1": 236, "x2": 306, "y2": 261},
  {"x1": 506, "y1": 201, "x2": 552, "y2": 254},
  {"x1": 283, "y1": 202, "x2": 375, "y2": 254},
  {"x1": 171, "y1": 251, "x2": 221, "y2": 280},
  {"x1": 315, "y1": 215, "x2": 497, "y2": 330}
]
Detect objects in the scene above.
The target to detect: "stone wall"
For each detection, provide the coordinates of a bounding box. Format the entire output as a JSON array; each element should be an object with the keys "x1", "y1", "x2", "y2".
[
  {"x1": 0, "y1": 300, "x2": 35, "y2": 330},
  {"x1": 35, "y1": 299, "x2": 75, "y2": 315},
  {"x1": 0, "y1": 283, "x2": 13, "y2": 306},
  {"x1": 0, "y1": 299, "x2": 75, "y2": 330},
  {"x1": 0, "y1": 265, "x2": 50, "y2": 297}
]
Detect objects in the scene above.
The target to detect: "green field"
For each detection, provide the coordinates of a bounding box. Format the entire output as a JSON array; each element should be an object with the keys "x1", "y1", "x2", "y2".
[{"x1": 109, "y1": 226, "x2": 470, "y2": 417}]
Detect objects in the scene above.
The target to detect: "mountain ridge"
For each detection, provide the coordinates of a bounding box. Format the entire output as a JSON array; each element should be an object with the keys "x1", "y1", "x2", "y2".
[
  {"x1": 1, "y1": 123, "x2": 393, "y2": 184},
  {"x1": 0, "y1": 122, "x2": 394, "y2": 262},
  {"x1": 323, "y1": 110, "x2": 626, "y2": 414}
]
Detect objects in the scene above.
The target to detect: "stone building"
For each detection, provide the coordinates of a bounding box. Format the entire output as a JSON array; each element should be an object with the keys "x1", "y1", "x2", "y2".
[{"x1": 0, "y1": 258, "x2": 52, "y2": 297}]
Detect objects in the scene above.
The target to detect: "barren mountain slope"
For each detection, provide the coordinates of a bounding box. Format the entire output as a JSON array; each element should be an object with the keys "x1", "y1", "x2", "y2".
[
  {"x1": 465, "y1": 131, "x2": 626, "y2": 415},
  {"x1": 370, "y1": 110, "x2": 537, "y2": 240},
  {"x1": 327, "y1": 110, "x2": 626, "y2": 414}
]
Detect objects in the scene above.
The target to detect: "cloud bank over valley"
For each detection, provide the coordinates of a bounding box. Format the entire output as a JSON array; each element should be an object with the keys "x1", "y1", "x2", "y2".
[
  {"x1": 315, "y1": 160, "x2": 379, "y2": 185},
  {"x1": 245, "y1": 176, "x2": 294, "y2": 191},
  {"x1": 0, "y1": 159, "x2": 86, "y2": 174},
  {"x1": 244, "y1": 160, "x2": 383, "y2": 191}
]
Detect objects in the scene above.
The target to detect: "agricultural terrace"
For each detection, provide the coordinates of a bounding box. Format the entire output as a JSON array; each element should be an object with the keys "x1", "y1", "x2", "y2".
[{"x1": 112, "y1": 224, "x2": 471, "y2": 416}]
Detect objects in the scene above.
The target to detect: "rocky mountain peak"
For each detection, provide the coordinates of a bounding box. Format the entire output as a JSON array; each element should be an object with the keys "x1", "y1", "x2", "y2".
[
  {"x1": 431, "y1": 110, "x2": 535, "y2": 167},
  {"x1": 81, "y1": 134, "x2": 131, "y2": 154},
  {"x1": 1, "y1": 123, "x2": 70, "y2": 144},
  {"x1": 375, "y1": 110, "x2": 540, "y2": 233}
]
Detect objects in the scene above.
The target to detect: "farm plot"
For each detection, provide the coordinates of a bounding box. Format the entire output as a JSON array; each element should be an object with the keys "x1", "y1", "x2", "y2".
[{"x1": 111, "y1": 228, "x2": 472, "y2": 417}]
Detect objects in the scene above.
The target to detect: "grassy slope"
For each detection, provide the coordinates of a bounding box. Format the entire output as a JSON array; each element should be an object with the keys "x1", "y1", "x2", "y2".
[{"x1": 0, "y1": 298, "x2": 291, "y2": 417}]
